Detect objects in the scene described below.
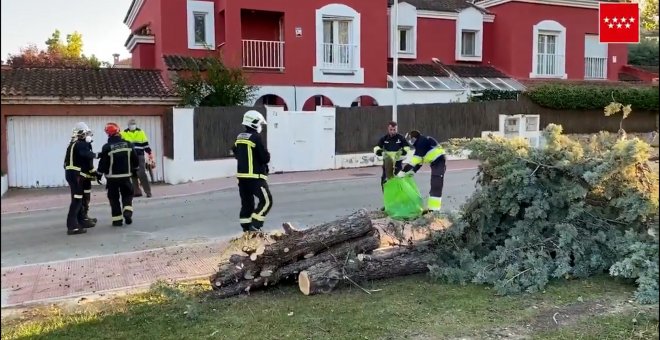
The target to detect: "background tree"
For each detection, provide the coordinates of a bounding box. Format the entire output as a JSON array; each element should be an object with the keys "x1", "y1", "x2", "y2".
[
  {"x1": 7, "y1": 29, "x2": 104, "y2": 68},
  {"x1": 640, "y1": 0, "x2": 659, "y2": 31},
  {"x1": 628, "y1": 39, "x2": 659, "y2": 66},
  {"x1": 172, "y1": 54, "x2": 256, "y2": 107}
]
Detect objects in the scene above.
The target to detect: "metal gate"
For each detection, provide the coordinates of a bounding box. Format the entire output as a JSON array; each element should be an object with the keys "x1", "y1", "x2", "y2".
[{"x1": 6, "y1": 116, "x2": 164, "y2": 188}]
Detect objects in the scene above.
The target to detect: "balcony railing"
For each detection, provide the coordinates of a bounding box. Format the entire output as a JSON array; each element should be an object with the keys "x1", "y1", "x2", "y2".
[
  {"x1": 584, "y1": 57, "x2": 607, "y2": 79},
  {"x1": 535, "y1": 53, "x2": 565, "y2": 77},
  {"x1": 321, "y1": 43, "x2": 357, "y2": 71},
  {"x1": 242, "y1": 40, "x2": 284, "y2": 69}
]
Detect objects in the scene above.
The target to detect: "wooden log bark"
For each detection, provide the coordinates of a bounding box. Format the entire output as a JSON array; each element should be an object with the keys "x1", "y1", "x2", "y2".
[
  {"x1": 210, "y1": 209, "x2": 375, "y2": 295},
  {"x1": 298, "y1": 243, "x2": 432, "y2": 296},
  {"x1": 213, "y1": 230, "x2": 381, "y2": 298}
]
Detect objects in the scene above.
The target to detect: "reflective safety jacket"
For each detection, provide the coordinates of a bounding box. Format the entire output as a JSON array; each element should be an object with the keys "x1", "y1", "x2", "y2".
[
  {"x1": 121, "y1": 128, "x2": 151, "y2": 156},
  {"x1": 98, "y1": 135, "x2": 139, "y2": 179},
  {"x1": 373, "y1": 133, "x2": 411, "y2": 159},
  {"x1": 403, "y1": 135, "x2": 446, "y2": 173},
  {"x1": 63, "y1": 140, "x2": 97, "y2": 178},
  {"x1": 232, "y1": 127, "x2": 270, "y2": 180}
]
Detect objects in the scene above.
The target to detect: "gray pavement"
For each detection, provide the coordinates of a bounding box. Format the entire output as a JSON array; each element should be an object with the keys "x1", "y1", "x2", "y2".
[{"x1": 1, "y1": 169, "x2": 477, "y2": 267}]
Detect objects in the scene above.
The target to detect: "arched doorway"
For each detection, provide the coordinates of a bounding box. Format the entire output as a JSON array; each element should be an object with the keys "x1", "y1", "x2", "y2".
[
  {"x1": 302, "y1": 95, "x2": 334, "y2": 111},
  {"x1": 254, "y1": 94, "x2": 289, "y2": 111},
  {"x1": 350, "y1": 95, "x2": 379, "y2": 107}
]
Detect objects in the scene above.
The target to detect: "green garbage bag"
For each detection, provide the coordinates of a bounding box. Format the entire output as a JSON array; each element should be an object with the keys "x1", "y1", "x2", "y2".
[{"x1": 383, "y1": 175, "x2": 424, "y2": 220}]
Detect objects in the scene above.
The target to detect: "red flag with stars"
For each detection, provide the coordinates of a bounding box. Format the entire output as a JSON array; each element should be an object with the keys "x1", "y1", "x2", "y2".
[{"x1": 599, "y1": 2, "x2": 640, "y2": 43}]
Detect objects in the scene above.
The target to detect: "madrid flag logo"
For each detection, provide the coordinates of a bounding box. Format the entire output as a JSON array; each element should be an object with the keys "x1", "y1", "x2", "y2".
[{"x1": 599, "y1": 2, "x2": 640, "y2": 43}]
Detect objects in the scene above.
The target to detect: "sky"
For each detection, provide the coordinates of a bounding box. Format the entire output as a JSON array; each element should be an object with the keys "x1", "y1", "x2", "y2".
[{"x1": 1, "y1": 0, "x2": 133, "y2": 63}]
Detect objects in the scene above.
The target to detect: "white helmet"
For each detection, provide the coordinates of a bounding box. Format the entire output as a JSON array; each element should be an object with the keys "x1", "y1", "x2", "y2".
[
  {"x1": 242, "y1": 110, "x2": 267, "y2": 133},
  {"x1": 72, "y1": 122, "x2": 93, "y2": 142}
]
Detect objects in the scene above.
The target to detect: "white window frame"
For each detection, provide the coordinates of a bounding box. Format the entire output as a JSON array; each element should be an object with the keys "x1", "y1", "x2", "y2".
[
  {"x1": 314, "y1": 4, "x2": 364, "y2": 84},
  {"x1": 530, "y1": 20, "x2": 566, "y2": 79},
  {"x1": 390, "y1": 2, "x2": 417, "y2": 59},
  {"x1": 398, "y1": 27, "x2": 414, "y2": 54},
  {"x1": 584, "y1": 34, "x2": 608, "y2": 80},
  {"x1": 455, "y1": 7, "x2": 483, "y2": 62},
  {"x1": 187, "y1": 0, "x2": 215, "y2": 50}
]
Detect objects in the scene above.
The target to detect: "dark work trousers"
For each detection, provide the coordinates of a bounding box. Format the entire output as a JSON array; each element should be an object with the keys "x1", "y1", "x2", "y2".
[
  {"x1": 428, "y1": 157, "x2": 447, "y2": 211},
  {"x1": 65, "y1": 170, "x2": 85, "y2": 230},
  {"x1": 107, "y1": 178, "x2": 134, "y2": 224},
  {"x1": 238, "y1": 178, "x2": 273, "y2": 231},
  {"x1": 132, "y1": 154, "x2": 152, "y2": 196},
  {"x1": 380, "y1": 160, "x2": 403, "y2": 192},
  {"x1": 82, "y1": 177, "x2": 93, "y2": 219}
]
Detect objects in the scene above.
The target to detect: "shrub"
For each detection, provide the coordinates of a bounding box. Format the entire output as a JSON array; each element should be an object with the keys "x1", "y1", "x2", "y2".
[{"x1": 525, "y1": 84, "x2": 659, "y2": 111}]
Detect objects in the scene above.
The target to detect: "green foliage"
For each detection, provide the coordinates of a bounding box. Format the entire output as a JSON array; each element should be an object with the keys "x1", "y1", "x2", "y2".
[
  {"x1": 431, "y1": 124, "x2": 659, "y2": 304},
  {"x1": 525, "y1": 84, "x2": 659, "y2": 111},
  {"x1": 469, "y1": 89, "x2": 521, "y2": 102},
  {"x1": 628, "y1": 39, "x2": 659, "y2": 66},
  {"x1": 641, "y1": 0, "x2": 659, "y2": 31},
  {"x1": 172, "y1": 55, "x2": 256, "y2": 107}
]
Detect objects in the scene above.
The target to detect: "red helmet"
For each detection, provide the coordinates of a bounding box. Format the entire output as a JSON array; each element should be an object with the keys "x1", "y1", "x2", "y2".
[{"x1": 105, "y1": 122, "x2": 120, "y2": 136}]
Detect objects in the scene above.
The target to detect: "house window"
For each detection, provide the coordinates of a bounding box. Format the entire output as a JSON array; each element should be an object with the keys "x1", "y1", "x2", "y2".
[
  {"x1": 584, "y1": 34, "x2": 608, "y2": 79},
  {"x1": 187, "y1": 0, "x2": 215, "y2": 50},
  {"x1": 398, "y1": 27, "x2": 413, "y2": 53},
  {"x1": 461, "y1": 31, "x2": 477, "y2": 57},
  {"x1": 322, "y1": 18, "x2": 352, "y2": 68},
  {"x1": 537, "y1": 33, "x2": 558, "y2": 76},
  {"x1": 314, "y1": 4, "x2": 364, "y2": 84},
  {"x1": 531, "y1": 20, "x2": 566, "y2": 79},
  {"x1": 194, "y1": 12, "x2": 206, "y2": 44}
]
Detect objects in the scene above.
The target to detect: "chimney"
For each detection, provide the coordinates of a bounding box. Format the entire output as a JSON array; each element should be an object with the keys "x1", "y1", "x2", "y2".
[{"x1": 112, "y1": 53, "x2": 120, "y2": 65}]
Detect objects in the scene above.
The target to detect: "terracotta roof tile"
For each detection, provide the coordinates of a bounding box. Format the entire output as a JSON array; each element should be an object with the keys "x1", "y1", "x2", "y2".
[
  {"x1": 1, "y1": 67, "x2": 175, "y2": 98},
  {"x1": 441, "y1": 64, "x2": 508, "y2": 78},
  {"x1": 163, "y1": 55, "x2": 212, "y2": 71},
  {"x1": 387, "y1": 62, "x2": 450, "y2": 77}
]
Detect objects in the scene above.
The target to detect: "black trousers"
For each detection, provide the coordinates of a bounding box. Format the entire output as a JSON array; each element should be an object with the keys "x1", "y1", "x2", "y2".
[
  {"x1": 65, "y1": 170, "x2": 85, "y2": 230},
  {"x1": 238, "y1": 178, "x2": 273, "y2": 230},
  {"x1": 428, "y1": 157, "x2": 447, "y2": 211},
  {"x1": 82, "y1": 177, "x2": 93, "y2": 218},
  {"x1": 106, "y1": 178, "x2": 134, "y2": 223},
  {"x1": 381, "y1": 160, "x2": 403, "y2": 192}
]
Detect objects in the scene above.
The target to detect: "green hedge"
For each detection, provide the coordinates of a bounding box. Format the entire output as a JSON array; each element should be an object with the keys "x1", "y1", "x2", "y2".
[
  {"x1": 469, "y1": 89, "x2": 521, "y2": 102},
  {"x1": 525, "y1": 84, "x2": 660, "y2": 111}
]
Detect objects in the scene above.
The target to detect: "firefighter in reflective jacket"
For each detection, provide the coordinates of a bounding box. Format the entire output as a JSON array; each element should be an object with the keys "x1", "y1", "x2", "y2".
[
  {"x1": 121, "y1": 119, "x2": 153, "y2": 198},
  {"x1": 232, "y1": 110, "x2": 273, "y2": 232},
  {"x1": 98, "y1": 122, "x2": 139, "y2": 226},
  {"x1": 63, "y1": 122, "x2": 100, "y2": 235},
  {"x1": 373, "y1": 121, "x2": 411, "y2": 191},
  {"x1": 398, "y1": 130, "x2": 447, "y2": 211}
]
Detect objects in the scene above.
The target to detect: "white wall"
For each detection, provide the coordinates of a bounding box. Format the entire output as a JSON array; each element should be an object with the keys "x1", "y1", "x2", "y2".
[
  {"x1": 1, "y1": 174, "x2": 7, "y2": 197},
  {"x1": 163, "y1": 108, "x2": 235, "y2": 184},
  {"x1": 251, "y1": 85, "x2": 468, "y2": 111}
]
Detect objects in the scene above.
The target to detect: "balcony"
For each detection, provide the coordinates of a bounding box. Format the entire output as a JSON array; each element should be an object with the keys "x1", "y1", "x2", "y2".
[
  {"x1": 584, "y1": 57, "x2": 607, "y2": 79},
  {"x1": 320, "y1": 43, "x2": 357, "y2": 73},
  {"x1": 242, "y1": 40, "x2": 284, "y2": 70},
  {"x1": 535, "y1": 53, "x2": 565, "y2": 77}
]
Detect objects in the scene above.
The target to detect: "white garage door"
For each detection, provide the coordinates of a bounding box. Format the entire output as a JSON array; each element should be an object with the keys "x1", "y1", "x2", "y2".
[{"x1": 7, "y1": 116, "x2": 164, "y2": 188}]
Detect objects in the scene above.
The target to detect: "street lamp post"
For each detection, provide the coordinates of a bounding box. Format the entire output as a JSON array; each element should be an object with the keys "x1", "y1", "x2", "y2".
[{"x1": 392, "y1": 0, "x2": 399, "y2": 123}]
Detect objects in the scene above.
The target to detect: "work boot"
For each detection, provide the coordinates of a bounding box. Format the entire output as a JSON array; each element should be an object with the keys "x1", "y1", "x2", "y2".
[
  {"x1": 112, "y1": 220, "x2": 124, "y2": 227},
  {"x1": 146, "y1": 193, "x2": 152, "y2": 198},
  {"x1": 123, "y1": 210, "x2": 133, "y2": 225},
  {"x1": 80, "y1": 219, "x2": 96, "y2": 228},
  {"x1": 67, "y1": 228, "x2": 87, "y2": 235}
]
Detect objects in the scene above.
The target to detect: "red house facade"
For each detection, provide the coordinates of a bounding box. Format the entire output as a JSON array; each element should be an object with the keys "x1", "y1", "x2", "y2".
[{"x1": 123, "y1": 0, "x2": 629, "y2": 110}]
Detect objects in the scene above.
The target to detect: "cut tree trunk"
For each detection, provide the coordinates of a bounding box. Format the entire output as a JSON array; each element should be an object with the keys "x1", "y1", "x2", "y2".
[
  {"x1": 210, "y1": 209, "x2": 376, "y2": 297},
  {"x1": 213, "y1": 230, "x2": 381, "y2": 298},
  {"x1": 298, "y1": 243, "x2": 432, "y2": 296}
]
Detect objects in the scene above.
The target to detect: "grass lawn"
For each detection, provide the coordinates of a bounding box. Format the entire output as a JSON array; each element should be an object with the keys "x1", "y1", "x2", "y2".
[{"x1": 1, "y1": 275, "x2": 658, "y2": 340}]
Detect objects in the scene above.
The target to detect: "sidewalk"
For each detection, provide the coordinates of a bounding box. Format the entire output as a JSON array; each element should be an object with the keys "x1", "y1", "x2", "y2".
[
  {"x1": 1, "y1": 160, "x2": 479, "y2": 214},
  {"x1": 1, "y1": 240, "x2": 229, "y2": 308}
]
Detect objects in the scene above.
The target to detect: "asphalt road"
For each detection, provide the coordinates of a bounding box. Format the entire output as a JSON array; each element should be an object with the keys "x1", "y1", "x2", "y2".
[{"x1": 1, "y1": 169, "x2": 478, "y2": 267}]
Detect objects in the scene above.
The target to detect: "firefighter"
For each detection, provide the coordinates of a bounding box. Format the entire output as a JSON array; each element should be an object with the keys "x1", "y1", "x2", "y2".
[
  {"x1": 98, "y1": 122, "x2": 139, "y2": 226},
  {"x1": 232, "y1": 110, "x2": 273, "y2": 232},
  {"x1": 398, "y1": 130, "x2": 447, "y2": 212},
  {"x1": 69, "y1": 129, "x2": 100, "y2": 225},
  {"x1": 121, "y1": 118, "x2": 153, "y2": 197},
  {"x1": 373, "y1": 121, "x2": 411, "y2": 191},
  {"x1": 63, "y1": 122, "x2": 99, "y2": 235}
]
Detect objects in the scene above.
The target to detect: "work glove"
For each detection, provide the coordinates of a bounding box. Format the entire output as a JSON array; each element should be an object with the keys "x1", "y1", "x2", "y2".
[
  {"x1": 375, "y1": 149, "x2": 383, "y2": 157},
  {"x1": 396, "y1": 171, "x2": 407, "y2": 178},
  {"x1": 95, "y1": 172, "x2": 105, "y2": 185}
]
